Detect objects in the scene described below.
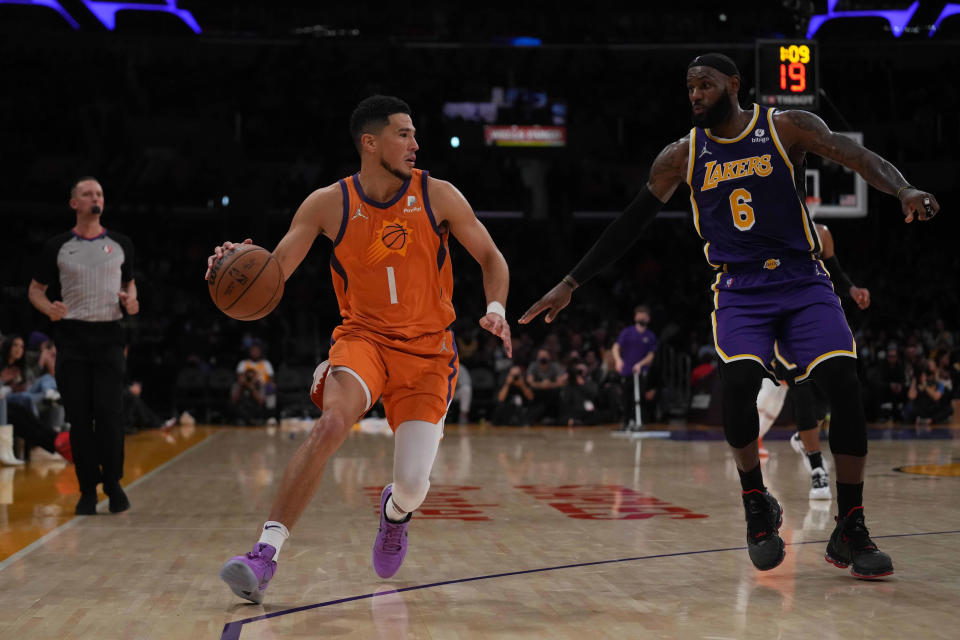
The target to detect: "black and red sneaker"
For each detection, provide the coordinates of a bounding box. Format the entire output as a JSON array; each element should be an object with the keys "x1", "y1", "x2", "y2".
[
  {"x1": 825, "y1": 507, "x2": 894, "y2": 579},
  {"x1": 742, "y1": 489, "x2": 785, "y2": 571}
]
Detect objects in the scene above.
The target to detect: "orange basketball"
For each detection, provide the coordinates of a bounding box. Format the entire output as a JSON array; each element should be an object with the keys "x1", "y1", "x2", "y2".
[{"x1": 208, "y1": 244, "x2": 284, "y2": 321}]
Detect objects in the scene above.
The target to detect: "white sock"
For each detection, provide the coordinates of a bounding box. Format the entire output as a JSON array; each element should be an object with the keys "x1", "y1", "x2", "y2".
[
  {"x1": 385, "y1": 495, "x2": 409, "y2": 523},
  {"x1": 257, "y1": 521, "x2": 289, "y2": 560}
]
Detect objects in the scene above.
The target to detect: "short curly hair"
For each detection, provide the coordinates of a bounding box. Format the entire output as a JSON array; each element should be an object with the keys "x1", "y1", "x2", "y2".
[{"x1": 349, "y1": 95, "x2": 411, "y2": 151}]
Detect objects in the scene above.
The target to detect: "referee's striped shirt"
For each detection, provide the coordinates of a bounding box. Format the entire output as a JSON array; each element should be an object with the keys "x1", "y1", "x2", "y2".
[{"x1": 34, "y1": 228, "x2": 135, "y2": 323}]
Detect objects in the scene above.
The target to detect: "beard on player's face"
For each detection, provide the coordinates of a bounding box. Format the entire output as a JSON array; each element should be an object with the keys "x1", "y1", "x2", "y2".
[
  {"x1": 380, "y1": 157, "x2": 411, "y2": 181},
  {"x1": 692, "y1": 89, "x2": 733, "y2": 129}
]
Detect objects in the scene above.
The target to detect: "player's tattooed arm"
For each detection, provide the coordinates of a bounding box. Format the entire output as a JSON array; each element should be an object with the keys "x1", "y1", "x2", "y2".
[
  {"x1": 775, "y1": 110, "x2": 940, "y2": 222},
  {"x1": 647, "y1": 135, "x2": 690, "y2": 201},
  {"x1": 519, "y1": 137, "x2": 685, "y2": 325}
]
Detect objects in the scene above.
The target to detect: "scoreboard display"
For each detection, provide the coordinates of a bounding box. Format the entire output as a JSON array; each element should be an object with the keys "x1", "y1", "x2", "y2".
[{"x1": 755, "y1": 40, "x2": 819, "y2": 110}]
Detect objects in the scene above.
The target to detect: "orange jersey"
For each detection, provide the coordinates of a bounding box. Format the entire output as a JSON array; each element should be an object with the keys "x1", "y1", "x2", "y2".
[{"x1": 331, "y1": 169, "x2": 456, "y2": 339}]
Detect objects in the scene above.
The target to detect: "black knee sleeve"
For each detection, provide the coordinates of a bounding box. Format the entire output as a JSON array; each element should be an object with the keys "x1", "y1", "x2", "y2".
[
  {"x1": 791, "y1": 382, "x2": 828, "y2": 432},
  {"x1": 810, "y1": 357, "x2": 867, "y2": 456},
  {"x1": 719, "y1": 360, "x2": 765, "y2": 448}
]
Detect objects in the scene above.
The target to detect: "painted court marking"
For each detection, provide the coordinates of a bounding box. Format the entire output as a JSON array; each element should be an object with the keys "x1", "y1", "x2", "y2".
[
  {"x1": 0, "y1": 430, "x2": 224, "y2": 573},
  {"x1": 219, "y1": 528, "x2": 960, "y2": 640}
]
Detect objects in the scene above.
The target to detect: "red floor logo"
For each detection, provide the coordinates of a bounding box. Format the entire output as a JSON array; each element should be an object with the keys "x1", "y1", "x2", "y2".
[
  {"x1": 366, "y1": 485, "x2": 498, "y2": 521},
  {"x1": 516, "y1": 485, "x2": 708, "y2": 520}
]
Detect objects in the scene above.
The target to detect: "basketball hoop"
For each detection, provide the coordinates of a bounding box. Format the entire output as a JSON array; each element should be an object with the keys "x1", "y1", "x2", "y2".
[{"x1": 805, "y1": 195, "x2": 821, "y2": 220}]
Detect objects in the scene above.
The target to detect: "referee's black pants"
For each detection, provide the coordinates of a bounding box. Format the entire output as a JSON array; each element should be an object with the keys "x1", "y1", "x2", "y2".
[{"x1": 56, "y1": 328, "x2": 126, "y2": 495}]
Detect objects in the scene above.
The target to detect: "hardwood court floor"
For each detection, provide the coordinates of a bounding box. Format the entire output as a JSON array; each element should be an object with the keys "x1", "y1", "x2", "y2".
[{"x1": 1, "y1": 422, "x2": 958, "y2": 639}]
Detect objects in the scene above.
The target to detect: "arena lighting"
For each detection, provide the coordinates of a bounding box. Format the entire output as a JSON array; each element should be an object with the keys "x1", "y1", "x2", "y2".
[
  {"x1": 0, "y1": 0, "x2": 79, "y2": 28},
  {"x1": 81, "y1": 0, "x2": 201, "y2": 33},
  {"x1": 807, "y1": 0, "x2": 919, "y2": 38},
  {"x1": 450, "y1": 136, "x2": 461, "y2": 148},
  {"x1": 509, "y1": 36, "x2": 542, "y2": 46},
  {"x1": 931, "y1": 3, "x2": 960, "y2": 34},
  {"x1": 0, "y1": 0, "x2": 201, "y2": 32}
]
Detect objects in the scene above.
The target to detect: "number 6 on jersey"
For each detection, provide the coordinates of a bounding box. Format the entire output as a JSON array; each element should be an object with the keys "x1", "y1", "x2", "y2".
[{"x1": 729, "y1": 187, "x2": 755, "y2": 231}]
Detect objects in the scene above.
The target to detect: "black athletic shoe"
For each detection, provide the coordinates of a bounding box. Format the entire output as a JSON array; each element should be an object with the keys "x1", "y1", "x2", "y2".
[
  {"x1": 825, "y1": 507, "x2": 893, "y2": 579},
  {"x1": 742, "y1": 489, "x2": 785, "y2": 571},
  {"x1": 75, "y1": 493, "x2": 98, "y2": 515},
  {"x1": 105, "y1": 484, "x2": 130, "y2": 513}
]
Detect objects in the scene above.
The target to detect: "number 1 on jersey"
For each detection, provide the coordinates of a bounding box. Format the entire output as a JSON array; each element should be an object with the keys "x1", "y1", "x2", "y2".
[
  {"x1": 386, "y1": 266, "x2": 398, "y2": 304},
  {"x1": 729, "y1": 187, "x2": 756, "y2": 231}
]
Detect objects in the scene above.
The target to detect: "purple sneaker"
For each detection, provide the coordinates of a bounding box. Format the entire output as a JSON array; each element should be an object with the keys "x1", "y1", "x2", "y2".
[
  {"x1": 372, "y1": 484, "x2": 410, "y2": 578},
  {"x1": 219, "y1": 543, "x2": 277, "y2": 604}
]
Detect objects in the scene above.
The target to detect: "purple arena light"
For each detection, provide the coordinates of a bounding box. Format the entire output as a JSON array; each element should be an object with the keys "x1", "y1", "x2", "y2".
[
  {"x1": 930, "y1": 3, "x2": 960, "y2": 35},
  {"x1": 807, "y1": 0, "x2": 919, "y2": 38},
  {"x1": 81, "y1": 0, "x2": 201, "y2": 33},
  {"x1": 0, "y1": 0, "x2": 80, "y2": 28}
]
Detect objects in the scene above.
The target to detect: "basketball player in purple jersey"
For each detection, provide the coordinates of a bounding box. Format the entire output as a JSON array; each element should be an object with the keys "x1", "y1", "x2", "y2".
[{"x1": 521, "y1": 53, "x2": 940, "y2": 579}]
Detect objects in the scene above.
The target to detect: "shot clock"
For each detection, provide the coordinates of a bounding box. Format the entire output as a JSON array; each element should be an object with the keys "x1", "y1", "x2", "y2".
[{"x1": 755, "y1": 40, "x2": 820, "y2": 110}]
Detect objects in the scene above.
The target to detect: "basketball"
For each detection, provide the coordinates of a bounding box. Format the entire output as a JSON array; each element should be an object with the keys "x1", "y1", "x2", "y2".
[
  {"x1": 207, "y1": 244, "x2": 284, "y2": 321},
  {"x1": 381, "y1": 223, "x2": 407, "y2": 249}
]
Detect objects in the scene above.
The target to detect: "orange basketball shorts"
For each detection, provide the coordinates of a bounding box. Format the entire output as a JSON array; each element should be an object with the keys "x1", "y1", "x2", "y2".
[{"x1": 312, "y1": 326, "x2": 459, "y2": 430}]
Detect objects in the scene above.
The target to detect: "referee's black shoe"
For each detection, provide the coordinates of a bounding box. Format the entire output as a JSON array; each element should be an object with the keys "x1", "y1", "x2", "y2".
[
  {"x1": 742, "y1": 489, "x2": 785, "y2": 571},
  {"x1": 105, "y1": 484, "x2": 130, "y2": 513},
  {"x1": 825, "y1": 507, "x2": 893, "y2": 579},
  {"x1": 75, "y1": 493, "x2": 98, "y2": 515}
]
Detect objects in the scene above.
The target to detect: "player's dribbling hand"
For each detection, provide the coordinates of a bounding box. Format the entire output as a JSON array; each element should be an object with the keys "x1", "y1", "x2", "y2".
[
  {"x1": 46, "y1": 300, "x2": 68, "y2": 322},
  {"x1": 480, "y1": 312, "x2": 513, "y2": 358},
  {"x1": 850, "y1": 286, "x2": 871, "y2": 310},
  {"x1": 204, "y1": 238, "x2": 253, "y2": 280},
  {"x1": 900, "y1": 189, "x2": 940, "y2": 223},
  {"x1": 519, "y1": 282, "x2": 573, "y2": 325}
]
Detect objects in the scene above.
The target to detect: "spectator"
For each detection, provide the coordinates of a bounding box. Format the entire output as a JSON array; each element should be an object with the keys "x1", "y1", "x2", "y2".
[
  {"x1": 869, "y1": 344, "x2": 908, "y2": 422},
  {"x1": 1, "y1": 335, "x2": 36, "y2": 414},
  {"x1": 559, "y1": 360, "x2": 600, "y2": 425},
  {"x1": 1, "y1": 393, "x2": 72, "y2": 465},
  {"x1": 452, "y1": 364, "x2": 472, "y2": 425},
  {"x1": 230, "y1": 369, "x2": 265, "y2": 425},
  {"x1": 123, "y1": 380, "x2": 175, "y2": 433},
  {"x1": 455, "y1": 328, "x2": 480, "y2": 366},
  {"x1": 691, "y1": 346, "x2": 717, "y2": 387},
  {"x1": 612, "y1": 305, "x2": 657, "y2": 430},
  {"x1": 904, "y1": 360, "x2": 952, "y2": 426},
  {"x1": 26, "y1": 340, "x2": 64, "y2": 430},
  {"x1": 235, "y1": 341, "x2": 276, "y2": 416},
  {"x1": 1, "y1": 395, "x2": 24, "y2": 466},
  {"x1": 525, "y1": 348, "x2": 567, "y2": 424},
  {"x1": 494, "y1": 365, "x2": 535, "y2": 426}
]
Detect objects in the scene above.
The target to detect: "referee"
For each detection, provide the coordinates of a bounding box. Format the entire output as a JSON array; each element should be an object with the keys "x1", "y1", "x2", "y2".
[{"x1": 28, "y1": 177, "x2": 139, "y2": 515}]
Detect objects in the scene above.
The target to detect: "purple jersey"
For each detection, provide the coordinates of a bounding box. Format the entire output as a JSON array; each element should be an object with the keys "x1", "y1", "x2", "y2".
[
  {"x1": 686, "y1": 104, "x2": 820, "y2": 268},
  {"x1": 616, "y1": 326, "x2": 657, "y2": 376}
]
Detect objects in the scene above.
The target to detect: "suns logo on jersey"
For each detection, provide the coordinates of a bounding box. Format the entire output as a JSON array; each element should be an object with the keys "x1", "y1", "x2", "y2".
[
  {"x1": 701, "y1": 154, "x2": 773, "y2": 191},
  {"x1": 367, "y1": 218, "x2": 413, "y2": 263}
]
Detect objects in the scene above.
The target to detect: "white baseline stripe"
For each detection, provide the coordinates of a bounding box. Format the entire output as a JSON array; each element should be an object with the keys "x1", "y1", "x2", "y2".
[{"x1": 0, "y1": 429, "x2": 225, "y2": 573}]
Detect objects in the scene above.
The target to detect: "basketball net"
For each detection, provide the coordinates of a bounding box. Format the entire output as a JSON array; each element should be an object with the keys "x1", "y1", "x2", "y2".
[{"x1": 805, "y1": 195, "x2": 821, "y2": 220}]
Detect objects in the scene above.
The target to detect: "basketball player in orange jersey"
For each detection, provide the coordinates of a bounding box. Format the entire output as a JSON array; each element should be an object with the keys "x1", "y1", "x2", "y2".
[{"x1": 206, "y1": 95, "x2": 512, "y2": 603}]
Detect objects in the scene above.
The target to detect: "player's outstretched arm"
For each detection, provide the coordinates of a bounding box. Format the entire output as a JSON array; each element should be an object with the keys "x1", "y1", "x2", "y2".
[
  {"x1": 519, "y1": 137, "x2": 688, "y2": 325},
  {"x1": 203, "y1": 185, "x2": 340, "y2": 282},
  {"x1": 775, "y1": 110, "x2": 941, "y2": 223},
  {"x1": 431, "y1": 178, "x2": 512, "y2": 358}
]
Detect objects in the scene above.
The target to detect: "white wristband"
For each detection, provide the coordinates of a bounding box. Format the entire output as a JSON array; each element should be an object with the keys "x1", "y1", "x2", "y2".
[{"x1": 486, "y1": 301, "x2": 506, "y2": 318}]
